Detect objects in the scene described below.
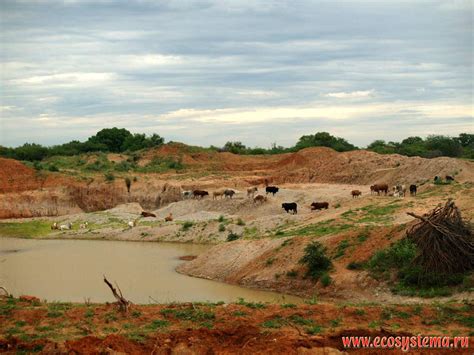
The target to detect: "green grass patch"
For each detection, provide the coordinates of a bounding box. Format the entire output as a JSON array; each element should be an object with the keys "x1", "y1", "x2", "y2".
[
  {"x1": 236, "y1": 298, "x2": 267, "y2": 309},
  {"x1": 0, "y1": 220, "x2": 52, "y2": 238},
  {"x1": 279, "y1": 219, "x2": 352, "y2": 238}
]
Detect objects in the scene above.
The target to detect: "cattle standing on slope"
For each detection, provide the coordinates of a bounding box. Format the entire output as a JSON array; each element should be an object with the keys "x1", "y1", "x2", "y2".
[
  {"x1": 282, "y1": 202, "x2": 297, "y2": 214},
  {"x1": 266, "y1": 186, "x2": 279, "y2": 196},
  {"x1": 446, "y1": 175, "x2": 454, "y2": 182},
  {"x1": 409, "y1": 184, "x2": 417, "y2": 196},
  {"x1": 141, "y1": 211, "x2": 156, "y2": 217},
  {"x1": 247, "y1": 186, "x2": 258, "y2": 198},
  {"x1": 371, "y1": 184, "x2": 389, "y2": 195},
  {"x1": 253, "y1": 195, "x2": 267, "y2": 204},
  {"x1": 224, "y1": 189, "x2": 235, "y2": 199},
  {"x1": 311, "y1": 202, "x2": 329, "y2": 211},
  {"x1": 212, "y1": 190, "x2": 225, "y2": 200},
  {"x1": 193, "y1": 190, "x2": 209, "y2": 199},
  {"x1": 351, "y1": 190, "x2": 361, "y2": 198}
]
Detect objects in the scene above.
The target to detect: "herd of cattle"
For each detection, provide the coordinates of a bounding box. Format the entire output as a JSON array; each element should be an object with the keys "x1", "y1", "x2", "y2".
[
  {"x1": 51, "y1": 175, "x2": 452, "y2": 229},
  {"x1": 179, "y1": 179, "x2": 424, "y2": 216}
]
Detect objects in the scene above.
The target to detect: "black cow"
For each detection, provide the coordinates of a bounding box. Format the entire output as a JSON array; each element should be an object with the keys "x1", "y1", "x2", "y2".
[
  {"x1": 282, "y1": 202, "x2": 297, "y2": 214},
  {"x1": 266, "y1": 186, "x2": 279, "y2": 195},
  {"x1": 434, "y1": 176, "x2": 441, "y2": 183},
  {"x1": 409, "y1": 184, "x2": 417, "y2": 196},
  {"x1": 446, "y1": 175, "x2": 454, "y2": 182},
  {"x1": 224, "y1": 189, "x2": 235, "y2": 198},
  {"x1": 193, "y1": 190, "x2": 209, "y2": 198},
  {"x1": 311, "y1": 202, "x2": 329, "y2": 211}
]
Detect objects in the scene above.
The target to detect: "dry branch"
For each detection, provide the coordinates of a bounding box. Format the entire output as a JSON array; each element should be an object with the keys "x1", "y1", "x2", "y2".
[
  {"x1": 406, "y1": 199, "x2": 473, "y2": 281},
  {"x1": 103, "y1": 276, "x2": 131, "y2": 313}
]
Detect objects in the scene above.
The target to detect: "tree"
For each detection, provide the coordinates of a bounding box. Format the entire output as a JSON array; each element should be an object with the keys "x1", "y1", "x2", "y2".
[
  {"x1": 425, "y1": 135, "x2": 462, "y2": 157},
  {"x1": 294, "y1": 132, "x2": 357, "y2": 152},
  {"x1": 87, "y1": 128, "x2": 133, "y2": 153},
  {"x1": 121, "y1": 133, "x2": 164, "y2": 151},
  {"x1": 223, "y1": 141, "x2": 248, "y2": 154}
]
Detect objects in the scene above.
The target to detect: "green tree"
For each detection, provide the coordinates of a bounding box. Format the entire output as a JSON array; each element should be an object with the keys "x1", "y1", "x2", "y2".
[
  {"x1": 223, "y1": 141, "x2": 248, "y2": 154},
  {"x1": 294, "y1": 132, "x2": 357, "y2": 152},
  {"x1": 425, "y1": 135, "x2": 462, "y2": 157},
  {"x1": 87, "y1": 128, "x2": 133, "y2": 153}
]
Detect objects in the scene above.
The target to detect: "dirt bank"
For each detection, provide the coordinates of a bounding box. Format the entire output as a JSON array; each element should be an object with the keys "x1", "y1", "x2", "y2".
[
  {"x1": 1, "y1": 296, "x2": 472, "y2": 354},
  {"x1": 1, "y1": 145, "x2": 473, "y2": 219}
]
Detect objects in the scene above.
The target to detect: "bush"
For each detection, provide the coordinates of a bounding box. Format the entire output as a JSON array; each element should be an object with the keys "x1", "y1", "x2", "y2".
[
  {"x1": 367, "y1": 238, "x2": 417, "y2": 274},
  {"x1": 347, "y1": 261, "x2": 365, "y2": 270},
  {"x1": 227, "y1": 232, "x2": 240, "y2": 242},
  {"x1": 48, "y1": 165, "x2": 59, "y2": 172},
  {"x1": 299, "y1": 241, "x2": 332, "y2": 280},
  {"x1": 104, "y1": 172, "x2": 115, "y2": 182},
  {"x1": 236, "y1": 218, "x2": 245, "y2": 226},
  {"x1": 181, "y1": 221, "x2": 193, "y2": 231},
  {"x1": 320, "y1": 272, "x2": 332, "y2": 287},
  {"x1": 218, "y1": 224, "x2": 226, "y2": 232}
]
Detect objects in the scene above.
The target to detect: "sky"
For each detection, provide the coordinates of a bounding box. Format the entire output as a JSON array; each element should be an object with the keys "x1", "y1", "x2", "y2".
[{"x1": 0, "y1": 0, "x2": 473, "y2": 148}]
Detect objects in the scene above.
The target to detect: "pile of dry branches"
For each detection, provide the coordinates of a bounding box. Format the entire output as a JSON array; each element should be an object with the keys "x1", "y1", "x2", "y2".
[{"x1": 406, "y1": 199, "x2": 473, "y2": 277}]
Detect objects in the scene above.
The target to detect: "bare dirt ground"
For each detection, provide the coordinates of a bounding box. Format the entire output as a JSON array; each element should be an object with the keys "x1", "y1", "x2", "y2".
[{"x1": 0, "y1": 296, "x2": 472, "y2": 354}]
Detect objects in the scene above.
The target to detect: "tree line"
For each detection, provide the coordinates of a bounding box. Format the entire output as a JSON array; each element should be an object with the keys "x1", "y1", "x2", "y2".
[{"x1": 0, "y1": 128, "x2": 472, "y2": 162}]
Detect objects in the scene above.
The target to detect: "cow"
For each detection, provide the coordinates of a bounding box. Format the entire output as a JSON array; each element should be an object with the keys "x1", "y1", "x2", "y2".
[
  {"x1": 409, "y1": 184, "x2": 417, "y2": 196},
  {"x1": 165, "y1": 213, "x2": 173, "y2": 222},
  {"x1": 224, "y1": 189, "x2": 235, "y2": 198},
  {"x1": 247, "y1": 186, "x2": 258, "y2": 198},
  {"x1": 434, "y1": 176, "x2": 441, "y2": 183},
  {"x1": 446, "y1": 175, "x2": 454, "y2": 182},
  {"x1": 51, "y1": 222, "x2": 59, "y2": 230},
  {"x1": 141, "y1": 211, "x2": 156, "y2": 218},
  {"x1": 182, "y1": 191, "x2": 193, "y2": 199},
  {"x1": 127, "y1": 221, "x2": 135, "y2": 228},
  {"x1": 253, "y1": 195, "x2": 267, "y2": 204},
  {"x1": 265, "y1": 186, "x2": 279, "y2": 195},
  {"x1": 213, "y1": 190, "x2": 225, "y2": 199},
  {"x1": 60, "y1": 222, "x2": 72, "y2": 230},
  {"x1": 79, "y1": 222, "x2": 89, "y2": 229},
  {"x1": 371, "y1": 184, "x2": 389, "y2": 195},
  {"x1": 311, "y1": 202, "x2": 329, "y2": 210},
  {"x1": 193, "y1": 190, "x2": 209, "y2": 199},
  {"x1": 282, "y1": 202, "x2": 297, "y2": 214},
  {"x1": 351, "y1": 190, "x2": 361, "y2": 198},
  {"x1": 393, "y1": 184, "x2": 406, "y2": 197}
]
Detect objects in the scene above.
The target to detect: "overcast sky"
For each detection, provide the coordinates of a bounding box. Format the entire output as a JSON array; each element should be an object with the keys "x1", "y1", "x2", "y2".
[{"x1": 1, "y1": 0, "x2": 472, "y2": 148}]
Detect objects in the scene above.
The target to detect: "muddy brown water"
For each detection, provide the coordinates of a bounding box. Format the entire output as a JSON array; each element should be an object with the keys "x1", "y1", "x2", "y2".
[{"x1": 0, "y1": 238, "x2": 302, "y2": 304}]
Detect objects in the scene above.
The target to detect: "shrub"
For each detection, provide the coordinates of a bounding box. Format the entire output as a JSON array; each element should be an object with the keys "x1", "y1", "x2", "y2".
[
  {"x1": 181, "y1": 221, "x2": 193, "y2": 231},
  {"x1": 320, "y1": 272, "x2": 332, "y2": 287},
  {"x1": 299, "y1": 241, "x2": 332, "y2": 280},
  {"x1": 286, "y1": 270, "x2": 298, "y2": 278},
  {"x1": 227, "y1": 232, "x2": 240, "y2": 242},
  {"x1": 104, "y1": 172, "x2": 115, "y2": 182},
  {"x1": 236, "y1": 218, "x2": 245, "y2": 226},
  {"x1": 218, "y1": 223, "x2": 226, "y2": 232},
  {"x1": 347, "y1": 261, "x2": 365, "y2": 270},
  {"x1": 48, "y1": 165, "x2": 59, "y2": 172}
]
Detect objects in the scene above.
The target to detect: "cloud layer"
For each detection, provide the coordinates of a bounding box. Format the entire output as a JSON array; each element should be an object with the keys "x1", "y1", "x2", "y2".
[{"x1": 1, "y1": 0, "x2": 472, "y2": 148}]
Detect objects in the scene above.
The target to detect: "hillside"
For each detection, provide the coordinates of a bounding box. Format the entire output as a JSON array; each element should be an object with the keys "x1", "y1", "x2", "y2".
[{"x1": 0, "y1": 144, "x2": 472, "y2": 219}]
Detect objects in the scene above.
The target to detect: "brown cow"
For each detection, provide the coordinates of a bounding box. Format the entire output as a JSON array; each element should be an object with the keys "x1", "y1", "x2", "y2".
[
  {"x1": 141, "y1": 211, "x2": 156, "y2": 218},
  {"x1": 311, "y1": 202, "x2": 329, "y2": 210},
  {"x1": 351, "y1": 190, "x2": 361, "y2": 198},
  {"x1": 371, "y1": 184, "x2": 389, "y2": 195},
  {"x1": 165, "y1": 213, "x2": 173, "y2": 222},
  {"x1": 247, "y1": 186, "x2": 258, "y2": 198},
  {"x1": 253, "y1": 195, "x2": 267, "y2": 204},
  {"x1": 193, "y1": 190, "x2": 209, "y2": 199}
]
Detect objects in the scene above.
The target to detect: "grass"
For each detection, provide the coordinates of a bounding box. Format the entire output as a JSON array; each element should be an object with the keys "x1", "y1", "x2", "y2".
[
  {"x1": 0, "y1": 220, "x2": 52, "y2": 238},
  {"x1": 236, "y1": 298, "x2": 267, "y2": 309},
  {"x1": 333, "y1": 239, "x2": 350, "y2": 259},
  {"x1": 160, "y1": 307, "x2": 215, "y2": 322},
  {"x1": 278, "y1": 219, "x2": 352, "y2": 238}
]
